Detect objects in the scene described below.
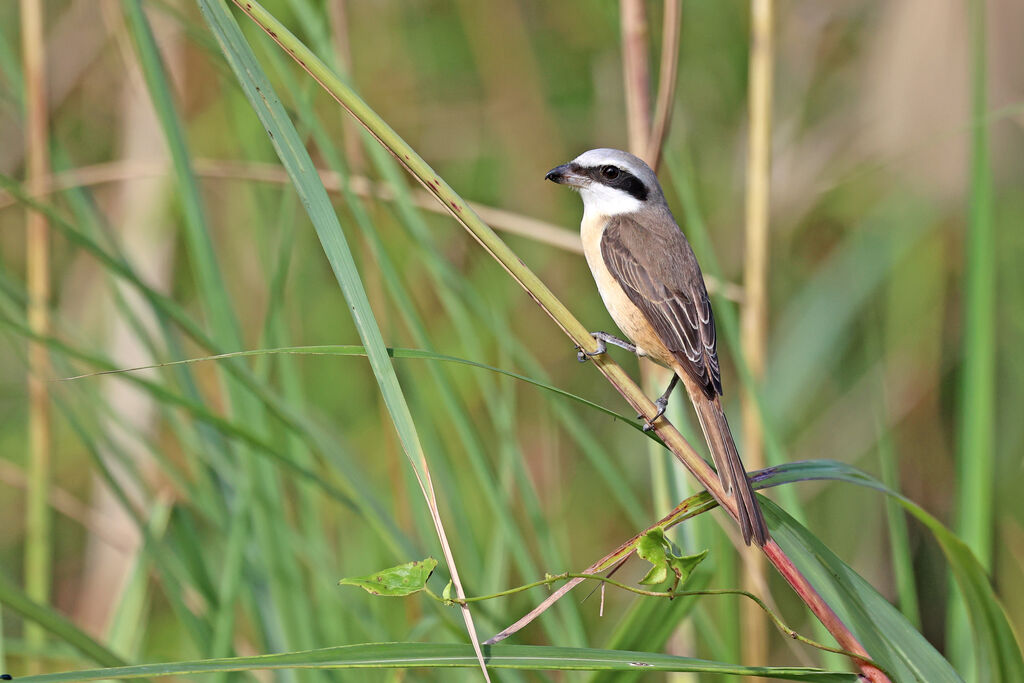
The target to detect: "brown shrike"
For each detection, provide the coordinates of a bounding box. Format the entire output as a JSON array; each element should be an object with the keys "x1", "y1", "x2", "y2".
[{"x1": 546, "y1": 148, "x2": 769, "y2": 546}]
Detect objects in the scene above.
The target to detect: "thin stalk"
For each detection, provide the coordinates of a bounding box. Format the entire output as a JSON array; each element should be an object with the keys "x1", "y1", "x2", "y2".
[
  {"x1": 443, "y1": 574, "x2": 882, "y2": 671},
  {"x1": 740, "y1": 0, "x2": 774, "y2": 667},
  {"x1": 20, "y1": 0, "x2": 52, "y2": 672},
  {"x1": 232, "y1": 3, "x2": 888, "y2": 679},
  {"x1": 620, "y1": 0, "x2": 652, "y2": 155},
  {"x1": 645, "y1": 0, "x2": 682, "y2": 171},
  {"x1": 485, "y1": 482, "x2": 722, "y2": 645},
  {"x1": 950, "y1": 0, "x2": 996, "y2": 674}
]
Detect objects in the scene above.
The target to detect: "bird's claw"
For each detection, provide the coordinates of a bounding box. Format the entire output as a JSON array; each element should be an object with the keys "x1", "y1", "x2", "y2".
[
  {"x1": 641, "y1": 396, "x2": 670, "y2": 432},
  {"x1": 576, "y1": 337, "x2": 607, "y2": 362}
]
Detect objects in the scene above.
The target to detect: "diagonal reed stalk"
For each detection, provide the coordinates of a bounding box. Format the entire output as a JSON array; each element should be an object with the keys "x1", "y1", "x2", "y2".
[
  {"x1": 20, "y1": 0, "x2": 52, "y2": 673},
  {"x1": 740, "y1": 0, "x2": 774, "y2": 666},
  {"x1": 229, "y1": 2, "x2": 888, "y2": 680}
]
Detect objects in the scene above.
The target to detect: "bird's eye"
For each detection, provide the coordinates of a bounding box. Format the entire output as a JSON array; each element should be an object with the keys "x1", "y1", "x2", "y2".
[{"x1": 600, "y1": 165, "x2": 620, "y2": 180}]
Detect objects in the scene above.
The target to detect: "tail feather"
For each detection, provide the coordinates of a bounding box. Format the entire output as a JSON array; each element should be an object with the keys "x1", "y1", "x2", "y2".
[{"x1": 691, "y1": 394, "x2": 769, "y2": 546}]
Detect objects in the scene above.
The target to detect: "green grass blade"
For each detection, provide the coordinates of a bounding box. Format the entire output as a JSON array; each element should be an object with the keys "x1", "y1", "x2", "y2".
[
  {"x1": 197, "y1": 0, "x2": 422, "y2": 487},
  {"x1": 12, "y1": 643, "x2": 857, "y2": 681},
  {"x1": 766, "y1": 498, "x2": 958, "y2": 683},
  {"x1": 876, "y1": 415, "x2": 921, "y2": 630},
  {"x1": 956, "y1": 0, "x2": 997, "y2": 566},
  {"x1": 591, "y1": 571, "x2": 711, "y2": 683},
  {"x1": 950, "y1": 0, "x2": 998, "y2": 677},
  {"x1": 0, "y1": 572, "x2": 127, "y2": 669},
  {"x1": 753, "y1": 461, "x2": 1022, "y2": 683}
]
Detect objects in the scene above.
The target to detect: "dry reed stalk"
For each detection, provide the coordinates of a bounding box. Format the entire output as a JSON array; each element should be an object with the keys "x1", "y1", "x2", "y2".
[
  {"x1": 620, "y1": 0, "x2": 653, "y2": 155},
  {"x1": 740, "y1": 0, "x2": 775, "y2": 665},
  {"x1": 646, "y1": 0, "x2": 682, "y2": 171},
  {"x1": 21, "y1": 0, "x2": 52, "y2": 672}
]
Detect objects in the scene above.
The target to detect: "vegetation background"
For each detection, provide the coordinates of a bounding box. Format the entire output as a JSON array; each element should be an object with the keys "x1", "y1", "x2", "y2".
[{"x1": 0, "y1": 0, "x2": 1021, "y2": 680}]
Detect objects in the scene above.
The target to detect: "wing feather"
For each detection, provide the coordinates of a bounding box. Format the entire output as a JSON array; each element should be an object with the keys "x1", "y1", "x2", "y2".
[{"x1": 601, "y1": 216, "x2": 722, "y2": 398}]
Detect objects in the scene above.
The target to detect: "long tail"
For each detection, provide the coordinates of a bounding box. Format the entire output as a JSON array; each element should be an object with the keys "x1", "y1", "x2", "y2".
[{"x1": 690, "y1": 392, "x2": 769, "y2": 546}]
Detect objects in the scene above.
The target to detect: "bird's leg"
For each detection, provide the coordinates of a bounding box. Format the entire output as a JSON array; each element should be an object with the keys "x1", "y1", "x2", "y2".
[
  {"x1": 577, "y1": 331, "x2": 637, "y2": 362},
  {"x1": 642, "y1": 374, "x2": 680, "y2": 431}
]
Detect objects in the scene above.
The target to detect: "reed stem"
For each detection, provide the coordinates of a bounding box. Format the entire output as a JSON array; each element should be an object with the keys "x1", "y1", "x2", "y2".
[
  {"x1": 740, "y1": 0, "x2": 774, "y2": 666},
  {"x1": 21, "y1": 0, "x2": 52, "y2": 672},
  {"x1": 620, "y1": 0, "x2": 652, "y2": 155},
  {"x1": 949, "y1": 0, "x2": 995, "y2": 673}
]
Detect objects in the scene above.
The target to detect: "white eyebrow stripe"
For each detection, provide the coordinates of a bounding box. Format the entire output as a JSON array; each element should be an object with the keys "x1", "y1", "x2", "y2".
[{"x1": 572, "y1": 149, "x2": 645, "y2": 178}]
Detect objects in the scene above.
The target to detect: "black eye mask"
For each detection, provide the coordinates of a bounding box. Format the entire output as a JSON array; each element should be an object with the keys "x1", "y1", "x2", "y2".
[{"x1": 570, "y1": 162, "x2": 649, "y2": 201}]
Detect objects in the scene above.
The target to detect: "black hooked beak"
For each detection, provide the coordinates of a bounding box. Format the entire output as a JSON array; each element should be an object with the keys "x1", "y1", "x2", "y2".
[{"x1": 545, "y1": 163, "x2": 584, "y2": 187}]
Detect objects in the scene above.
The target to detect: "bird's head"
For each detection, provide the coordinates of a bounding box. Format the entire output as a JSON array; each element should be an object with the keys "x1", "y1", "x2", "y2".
[{"x1": 545, "y1": 148, "x2": 665, "y2": 217}]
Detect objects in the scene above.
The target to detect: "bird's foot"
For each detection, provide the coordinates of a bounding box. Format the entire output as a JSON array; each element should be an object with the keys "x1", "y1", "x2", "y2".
[
  {"x1": 642, "y1": 396, "x2": 670, "y2": 432},
  {"x1": 577, "y1": 331, "x2": 636, "y2": 362},
  {"x1": 640, "y1": 375, "x2": 678, "y2": 431},
  {"x1": 577, "y1": 337, "x2": 607, "y2": 362}
]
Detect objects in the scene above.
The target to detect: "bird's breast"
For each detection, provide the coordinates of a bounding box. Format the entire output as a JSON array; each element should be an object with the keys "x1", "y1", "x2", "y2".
[{"x1": 580, "y1": 214, "x2": 674, "y2": 366}]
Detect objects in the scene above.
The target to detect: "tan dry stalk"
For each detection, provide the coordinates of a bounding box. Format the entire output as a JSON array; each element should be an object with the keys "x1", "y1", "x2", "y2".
[
  {"x1": 620, "y1": 0, "x2": 653, "y2": 155},
  {"x1": 646, "y1": 0, "x2": 682, "y2": 171},
  {"x1": 740, "y1": 0, "x2": 775, "y2": 665},
  {"x1": 21, "y1": 0, "x2": 52, "y2": 671}
]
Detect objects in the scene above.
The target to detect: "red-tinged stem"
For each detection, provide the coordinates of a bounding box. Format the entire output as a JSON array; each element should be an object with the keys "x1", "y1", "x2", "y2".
[{"x1": 763, "y1": 539, "x2": 890, "y2": 682}]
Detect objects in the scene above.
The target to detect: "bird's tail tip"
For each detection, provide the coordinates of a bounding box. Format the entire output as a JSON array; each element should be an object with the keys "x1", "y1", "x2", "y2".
[
  {"x1": 739, "y1": 483, "x2": 770, "y2": 547},
  {"x1": 692, "y1": 393, "x2": 770, "y2": 547}
]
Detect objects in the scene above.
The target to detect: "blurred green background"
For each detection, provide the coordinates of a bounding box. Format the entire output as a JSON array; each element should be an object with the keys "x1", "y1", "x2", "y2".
[{"x1": 0, "y1": 0, "x2": 1021, "y2": 680}]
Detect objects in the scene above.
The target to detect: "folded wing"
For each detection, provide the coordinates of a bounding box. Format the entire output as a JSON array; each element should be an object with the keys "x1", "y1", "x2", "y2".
[{"x1": 600, "y1": 215, "x2": 722, "y2": 399}]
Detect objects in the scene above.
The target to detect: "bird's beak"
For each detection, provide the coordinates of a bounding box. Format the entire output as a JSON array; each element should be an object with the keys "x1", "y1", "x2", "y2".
[{"x1": 545, "y1": 163, "x2": 587, "y2": 188}]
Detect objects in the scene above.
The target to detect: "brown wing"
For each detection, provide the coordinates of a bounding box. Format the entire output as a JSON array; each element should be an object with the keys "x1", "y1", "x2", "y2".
[{"x1": 601, "y1": 215, "x2": 722, "y2": 399}]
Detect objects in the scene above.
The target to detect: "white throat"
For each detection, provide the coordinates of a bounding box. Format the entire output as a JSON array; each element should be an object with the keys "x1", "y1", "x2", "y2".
[{"x1": 579, "y1": 183, "x2": 643, "y2": 220}]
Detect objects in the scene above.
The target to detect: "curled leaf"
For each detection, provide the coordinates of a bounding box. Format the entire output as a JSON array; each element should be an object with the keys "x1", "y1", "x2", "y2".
[
  {"x1": 339, "y1": 558, "x2": 438, "y2": 597},
  {"x1": 636, "y1": 529, "x2": 707, "y2": 593}
]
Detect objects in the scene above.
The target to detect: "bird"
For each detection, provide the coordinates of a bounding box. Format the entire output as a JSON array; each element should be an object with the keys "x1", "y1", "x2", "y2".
[{"x1": 545, "y1": 148, "x2": 769, "y2": 546}]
